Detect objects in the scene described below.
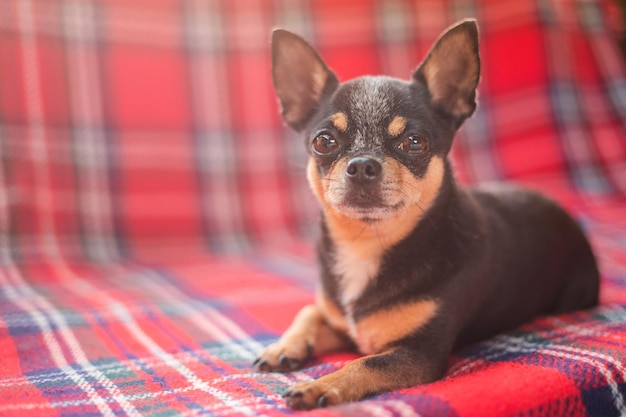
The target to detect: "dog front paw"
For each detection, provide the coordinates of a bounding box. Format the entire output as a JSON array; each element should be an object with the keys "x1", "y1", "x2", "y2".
[
  {"x1": 283, "y1": 380, "x2": 343, "y2": 410},
  {"x1": 254, "y1": 340, "x2": 312, "y2": 372}
]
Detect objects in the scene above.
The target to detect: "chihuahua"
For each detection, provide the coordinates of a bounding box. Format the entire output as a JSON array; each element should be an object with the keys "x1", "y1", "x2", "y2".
[{"x1": 255, "y1": 19, "x2": 599, "y2": 409}]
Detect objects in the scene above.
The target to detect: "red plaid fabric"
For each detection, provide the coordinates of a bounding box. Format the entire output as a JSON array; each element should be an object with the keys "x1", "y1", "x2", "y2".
[{"x1": 1, "y1": 0, "x2": 625, "y2": 416}]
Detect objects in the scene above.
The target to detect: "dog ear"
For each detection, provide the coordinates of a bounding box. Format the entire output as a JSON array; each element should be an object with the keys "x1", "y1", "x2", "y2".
[
  {"x1": 272, "y1": 29, "x2": 338, "y2": 131},
  {"x1": 413, "y1": 20, "x2": 480, "y2": 121}
]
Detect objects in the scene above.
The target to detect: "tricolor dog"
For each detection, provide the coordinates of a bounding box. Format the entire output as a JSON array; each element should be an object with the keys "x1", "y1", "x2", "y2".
[{"x1": 255, "y1": 20, "x2": 599, "y2": 409}]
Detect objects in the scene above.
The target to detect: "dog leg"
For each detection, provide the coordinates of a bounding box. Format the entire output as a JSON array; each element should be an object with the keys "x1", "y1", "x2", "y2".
[
  {"x1": 255, "y1": 304, "x2": 352, "y2": 372},
  {"x1": 283, "y1": 346, "x2": 447, "y2": 409}
]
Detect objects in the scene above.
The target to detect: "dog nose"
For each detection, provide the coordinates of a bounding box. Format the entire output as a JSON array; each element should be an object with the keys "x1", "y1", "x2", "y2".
[{"x1": 345, "y1": 157, "x2": 382, "y2": 183}]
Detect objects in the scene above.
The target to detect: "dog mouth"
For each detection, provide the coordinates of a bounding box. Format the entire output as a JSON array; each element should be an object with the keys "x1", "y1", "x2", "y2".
[
  {"x1": 333, "y1": 189, "x2": 407, "y2": 221},
  {"x1": 344, "y1": 205, "x2": 405, "y2": 222}
]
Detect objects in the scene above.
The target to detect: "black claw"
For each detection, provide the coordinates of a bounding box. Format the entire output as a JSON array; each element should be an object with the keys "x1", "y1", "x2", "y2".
[
  {"x1": 252, "y1": 357, "x2": 260, "y2": 365},
  {"x1": 257, "y1": 359, "x2": 271, "y2": 372},
  {"x1": 279, "y1": 354, "x2": 289, "y2": 370},
  {"x1": 283, "y1": 389, "x2": 303, "y2": 399},
  {"x1": 277, "y1": 354, "x2": 304, "y2": 372},
  {"x1": 317, "y1": 395, "x2": 328, "y2": 408}
]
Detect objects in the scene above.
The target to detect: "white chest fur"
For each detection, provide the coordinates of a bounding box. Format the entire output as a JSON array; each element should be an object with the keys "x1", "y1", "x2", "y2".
[
  {"x1": 333, "y1": 243, "x2": 381, "y2": 307},
  {"x1": 332, "y1": 240, "x2": 385, "y2": 348}
]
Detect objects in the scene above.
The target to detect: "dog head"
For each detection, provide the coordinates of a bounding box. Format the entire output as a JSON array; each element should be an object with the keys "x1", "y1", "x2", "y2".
[{"x1": 272, "y1": 20, "x2": 480, "y2": 227}]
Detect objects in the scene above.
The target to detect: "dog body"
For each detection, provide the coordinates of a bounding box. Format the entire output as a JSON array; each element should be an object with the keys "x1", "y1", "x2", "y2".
[{"x1": 256, "y1": 20, "x2": 599, "y2": 409}]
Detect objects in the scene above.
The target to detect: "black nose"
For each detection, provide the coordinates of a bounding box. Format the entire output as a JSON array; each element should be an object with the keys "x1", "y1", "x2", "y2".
[{"x1": 345, "y1": 157, "x2": 382, "y2": 183}]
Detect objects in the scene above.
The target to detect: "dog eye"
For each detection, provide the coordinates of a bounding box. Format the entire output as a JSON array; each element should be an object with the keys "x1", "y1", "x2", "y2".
[
  {"x1": 312, "y1": 134, "x2": 339, "y2": 155},
  {"x1": 398, "y1": 136, "x2": 427, "y2": 154}
]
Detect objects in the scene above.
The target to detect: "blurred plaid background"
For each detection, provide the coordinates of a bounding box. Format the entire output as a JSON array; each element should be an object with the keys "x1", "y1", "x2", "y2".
[{"x1": 1, "y1": 0, "x2": 624, "y2": 263}]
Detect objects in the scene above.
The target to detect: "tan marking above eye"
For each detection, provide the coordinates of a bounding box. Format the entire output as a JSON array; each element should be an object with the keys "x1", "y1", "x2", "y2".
[
  {"x1": 387, "y1": 116, "x2": 407, "y2": 137},
  {"x1": 330, "y1": 112, "x2": 348, "y2": 132}
]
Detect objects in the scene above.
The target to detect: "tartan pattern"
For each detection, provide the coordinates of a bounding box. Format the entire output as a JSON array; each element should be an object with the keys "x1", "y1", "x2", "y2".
[
  {"x1": 1, "y1": 0, "x2": 626, "y2": 416},
  {"x1": 0, "y1": 220, "x2": 625, "y2": 417}
]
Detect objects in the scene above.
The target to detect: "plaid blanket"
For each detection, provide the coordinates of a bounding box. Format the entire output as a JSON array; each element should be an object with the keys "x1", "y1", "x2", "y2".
[{"x1": 1, "y1": 0, "x2": 626, "y2": 416}]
